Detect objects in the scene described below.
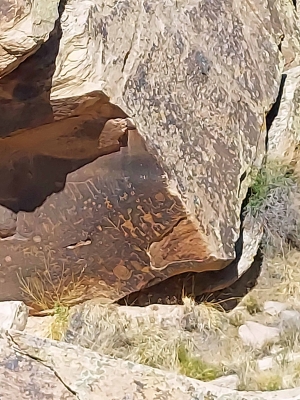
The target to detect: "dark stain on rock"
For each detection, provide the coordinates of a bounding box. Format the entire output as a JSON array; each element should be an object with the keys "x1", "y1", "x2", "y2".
[
  {"x1": 110, "y1": 0, "x2": 130, "y2": 18},
  {"x1": 99, "y1": 19, "x2": 108, "y2": 43},
  {"x1": 0, "y1": 0, "x2": 67, "y2": 136},
  {"x1": 143, "y1": 0, "x2": 152, "y2": 13},
  {"x1": 3, "y1": 356, "x2": 20, "y2": 372},
  {"x1": 130, "y1": 64, "x2": 148, "y2": 93}
]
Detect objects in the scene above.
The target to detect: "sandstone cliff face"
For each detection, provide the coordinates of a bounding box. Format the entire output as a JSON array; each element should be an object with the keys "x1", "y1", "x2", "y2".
[{"x1": 0, "y1": 0, "x2": 299, "y2": 307}]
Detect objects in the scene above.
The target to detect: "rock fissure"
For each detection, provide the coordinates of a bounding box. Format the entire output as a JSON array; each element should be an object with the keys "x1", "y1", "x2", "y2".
[
  {"x1": 122, "y1": 50, "x2": 131, "y2": 72},
  {"x1": 7, "y1": 332, "x2": 78, "y2": 397},
  {"x1": 266, "y1": 74, "x2": 287, "y2": 134}
]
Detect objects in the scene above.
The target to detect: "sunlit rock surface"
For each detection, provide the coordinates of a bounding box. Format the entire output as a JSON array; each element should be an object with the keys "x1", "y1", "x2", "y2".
[
  {"x1": 1, "y1": 330, "x2": 300, "y2": 399},
  {"x1": 0, "y1": 0, "x2": 59, "y2": 77}
]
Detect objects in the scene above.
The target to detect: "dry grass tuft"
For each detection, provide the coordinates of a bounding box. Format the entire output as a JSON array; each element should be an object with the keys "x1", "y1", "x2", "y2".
[
  {"x1": 240, "y1": 369, "x2": 283, "y2": 391},
  {"x1": 17, "y1": 260, "x2": 87, "y2": 313},
  {"x1": 250, "y1": 249, "x2": 300, "y2": 307},
  {"x1": 182, "y1": 297, "x2": 227, "y2": 333},
  {"x1": 241, "y1": 294, "x2": 262, "y2": 315},
  {"x1": 64, "y1": 302, "x2": 184, "y2": 371}
]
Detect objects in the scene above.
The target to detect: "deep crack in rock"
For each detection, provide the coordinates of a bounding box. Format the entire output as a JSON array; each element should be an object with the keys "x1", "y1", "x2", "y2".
[{"x1": 7, "y1": 332, "x2": 78, "y2": 397}]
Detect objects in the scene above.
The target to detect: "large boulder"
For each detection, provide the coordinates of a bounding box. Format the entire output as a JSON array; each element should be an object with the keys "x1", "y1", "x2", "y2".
[
  {"x1": 0, "y1": 0, "x2": 300, "y2": 307},
  {"x1": 1, "y1": 329, "x2": 300, "y2": 399}
]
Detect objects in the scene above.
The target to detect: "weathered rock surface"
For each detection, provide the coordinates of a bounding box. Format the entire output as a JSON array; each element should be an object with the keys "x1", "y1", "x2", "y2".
[
  {"x1": 0, "y1": 0, "x2": 300, "y2": 306},
  {"x1": 51, "y1": 0, "x2": 286, "y2": 259},
  {"x1": 0, "y1": 205, "x2": 16, "y2": 238},
  {"x1": 0, "y1": 333, "x2": 76, "y2": 399},
  {"x1": 210, "y1": 375, "x2": 240, "y2": 391},
  {"x1": 268, "y1": 66, "x2": 300, "y2": 161},
  {"x1": 0, "y1": 0, "x2": 59, "y2": 77},
  {"x1": 280, "y1": 309, "x2": 300, "y2": 331},
  {"x1": 0, "y1": 301, "x2": 28, "y2": 331},
  {"x1": 2, "y1": 329, "x2": 300, "y2": 400}
]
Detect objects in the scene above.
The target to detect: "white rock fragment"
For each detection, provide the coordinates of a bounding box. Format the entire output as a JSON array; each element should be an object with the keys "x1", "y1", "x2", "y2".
[
  {"x1": 0, "y1": 301, "x2": 28, "y2": 331},
  {"x1": 258, "y1": 352, "x2": 300, "y2": 371},
  {"x1": 238, "y1": 321, "x2": 280, "y2": 349},
  {"x1": 280, "y1": 310, "x2": 300, "y2": 330},
  {"x1": 264, "y1": 301, "x2": 288, "y2": 316},
  {"x1": 257, "y1": 356, "x2": 274, "y2": 371}
]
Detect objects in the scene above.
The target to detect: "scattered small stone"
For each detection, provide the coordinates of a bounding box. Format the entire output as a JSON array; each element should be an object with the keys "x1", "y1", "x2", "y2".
[
  {"x1": 238, "y1": 321, "x2": 280, "y2": 349},
  {"x1": 0, "y1": 301, "x2": 28, "y2": 331},
  {"x1": 264, "y1": 301, "x2": 288, "y2": 316},
  {"x1": 258, "y1": 352, "x2": 300, "y2": 372},
  {"x1": 257, "y1": 356, "x2": 274, "y2": 371},
  {"x1": 210, "y1": 374, "x2": 239, "y2": 390},
  {"x1": 280, "y1": 310, "x2": 300, "y2": 331}
]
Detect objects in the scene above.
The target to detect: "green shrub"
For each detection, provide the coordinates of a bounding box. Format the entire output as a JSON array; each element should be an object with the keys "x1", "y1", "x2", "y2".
[
  {"x1": 246, "y1": 163, "x2": 296, "y2": 216},
  {"x1": 177, "y1": 344, "x2": 222, "y2": 381},
  {"x1": 245, "y1": 161, "x2": 300, "y2": 252}
]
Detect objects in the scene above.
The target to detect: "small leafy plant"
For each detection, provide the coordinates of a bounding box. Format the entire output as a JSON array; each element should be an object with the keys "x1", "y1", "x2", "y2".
[
  {"x1": 48, "y1": 303, "x2": 70, "y2": 340},
  {"x1": 177, "y1": 344, "x2": 222, "y2": 381},
  {"x1": 246, "y1": 162, "x2": 296, "y2": 217}
]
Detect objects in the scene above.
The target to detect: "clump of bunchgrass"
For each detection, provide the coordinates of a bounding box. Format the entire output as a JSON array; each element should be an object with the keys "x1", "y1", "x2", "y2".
[
  {"x1": 258, "y1": 250, "x2": 300, "y2": 306},
  {"x1": 182, "y1": 296, "x2": 227, "y2": 333},
  {"x1": 246, "y1": 162, "x2": 296, "y2": 216},
  {"x1": 63, "y1": 302, "x2": 185, "y2": 371},
  {"x1": 241, "y1": 294, "x2": 262, "y2": 315},
  {"x1": 227, "y1": 307, "x2": 248, "y2": 327},
  {"x1": 240, "y1": 370, "x2": 283, "y2": 391},
  {"x1": 17, "y1": 259, "x2": 87, "y2": 314}
]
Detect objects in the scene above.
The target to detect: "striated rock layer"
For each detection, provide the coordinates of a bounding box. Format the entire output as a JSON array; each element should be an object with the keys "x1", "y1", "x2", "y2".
[
  {"x1": 0, "y1": 0, "x2": 299, "y2": 307},
  {"x1": 0, "y1": 0, "x2": 59, "y2": 77}
]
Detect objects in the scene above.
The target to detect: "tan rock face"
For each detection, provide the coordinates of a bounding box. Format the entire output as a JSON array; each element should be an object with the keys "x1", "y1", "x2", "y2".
[
  {"x1": 0, "y1": 333, "x2": 76, "y2": 399},
  {"x1": 0, "y1": 0, "x2": 299, "y2": 307},
  {"x1": 0, "y1": 128, "x2": 212, "y2": 308},
  {"x1": 2, "y1": 330, "x2": 300, "y2": 400},
  {"x1": 51, "y1": 0, "x2": 289, "y2": 258},
  {"x1": 0, "y1": 0, "x2": 59, "y2": 77}
]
